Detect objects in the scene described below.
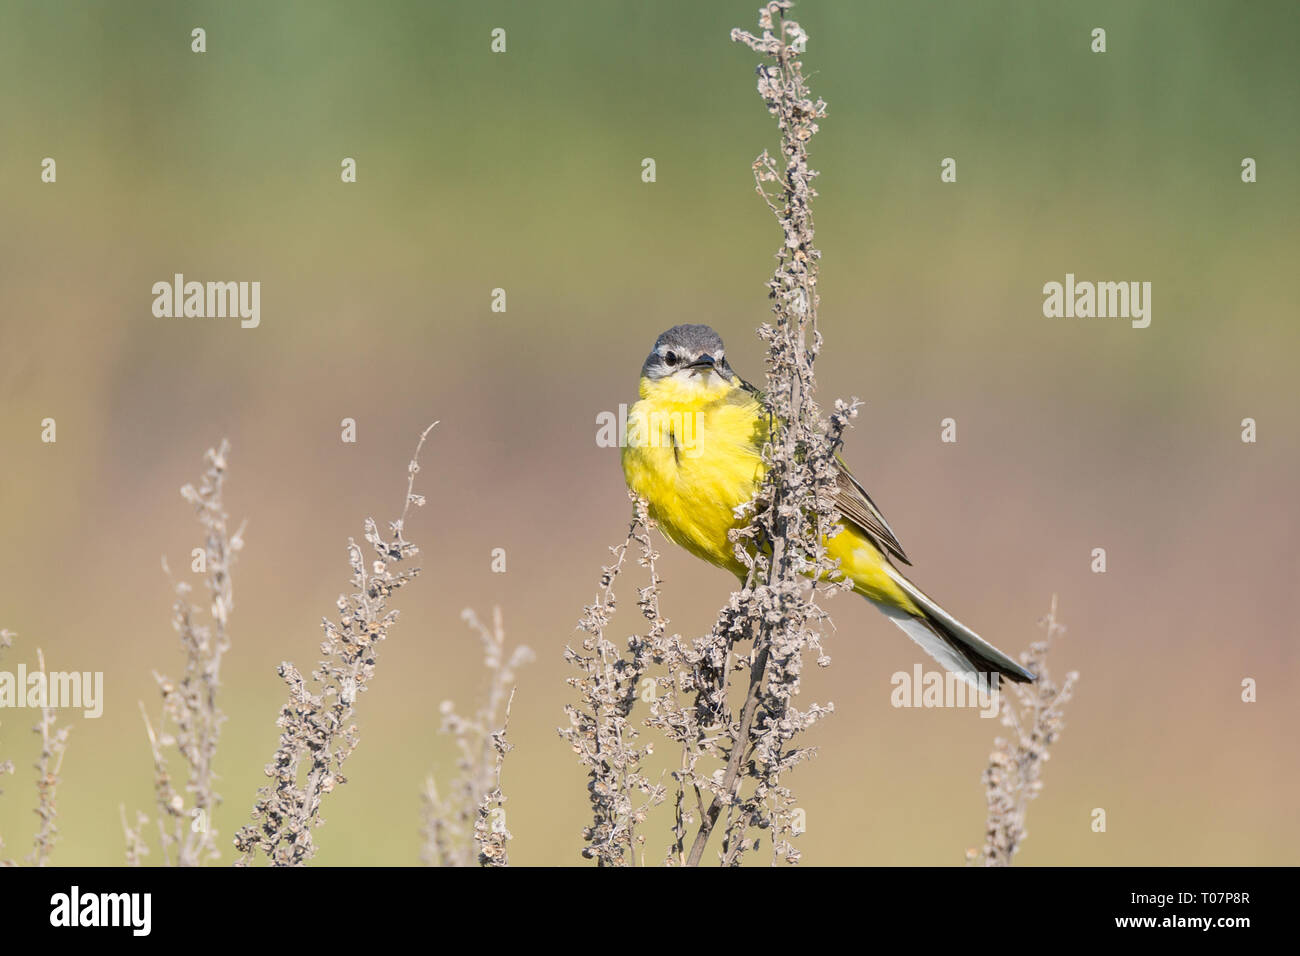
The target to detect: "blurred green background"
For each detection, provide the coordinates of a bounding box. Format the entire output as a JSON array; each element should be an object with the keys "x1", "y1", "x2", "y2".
[{"x1": 1, "y1": 0, "x2": 1297, "y2": 866}]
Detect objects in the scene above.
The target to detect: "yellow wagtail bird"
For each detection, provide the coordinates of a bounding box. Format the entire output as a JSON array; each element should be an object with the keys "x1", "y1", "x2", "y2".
[{"x1": 621, "y1": 323, "x2": 1035, "y2": 687}]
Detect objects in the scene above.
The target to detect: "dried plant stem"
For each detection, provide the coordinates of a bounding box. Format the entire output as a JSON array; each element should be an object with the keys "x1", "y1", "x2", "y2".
[
  {"x1": 139, "y1": 702, "x2": 183, "y2": 864},
  {"x1": 130, "y1": 439, "x2": 243, "y2": 866},
  {"x1": 233, "y1": 423, "x2": 436, "y2": 866},
  {"x1": 119, "y1": 804, "x2": 150, "y2": 867},
  {"x1": 29, "y1": 648, "x2": 70, "y2": 867},
  {"x1": 680, "y1": 0, "x2": 846, "y2": 867},
  {"x1": 563, "y1": 500, "x2": 667, "y2": 867},
  {"x1": 422, "y1": 607, "x2": 532, "y2": 867},
  {"x1": 564, "y1": 1, "x2": 846, "y2": 868},
  {"x1": 177, "y1": 441, "x2": 240, "y2": 863},
  {"x1": 472, "y1": 686, "x2": 519, "y2": 867},
  {"x1": 685, "y1": 643, "x2": 769, "y2": 866},
  {"x1": 972, "y1": 596, "x2": 1079, "y2": 866}
]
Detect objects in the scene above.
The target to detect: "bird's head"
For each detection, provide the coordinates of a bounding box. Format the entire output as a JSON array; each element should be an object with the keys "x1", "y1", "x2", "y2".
[{"x1": 639, "y1": 324, "x2": 736, "y2": 399}]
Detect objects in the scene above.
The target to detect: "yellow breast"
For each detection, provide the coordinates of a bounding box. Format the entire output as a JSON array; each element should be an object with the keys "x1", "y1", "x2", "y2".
[
  {"x1": 621, "y1": 376, "x2": 766, "y2": 576},
  {"x1": 620, "y1": 374, "x2": 920, "y2": 613}
]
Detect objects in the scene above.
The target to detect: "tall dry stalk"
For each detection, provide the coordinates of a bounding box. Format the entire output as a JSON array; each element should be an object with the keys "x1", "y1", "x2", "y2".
[
  {"x1": 129, "y1": 440, "x2": 242, "y2": 865},
  {"x1": 28, "y1": 648, "x2": 70, "y2": 867},
  {"x1": 563, "y1": 499, "x2": 671, "y2": 867},
  {"x1": 682, "y1": 0, "x2": 856, "y2": 867},
  {"x1": 970, "y1": 596, "x2": 1079, "y2": 866},
  {"x1": 0, "y1": 635, "x2": 72, "y2": 867},
  {"x1": 565, "y1": 1, "x2": 854, "y2": 867},
  {"x1": 422, "y1": 606, "x2": 532, "y2": 867},
  {"x1": 233, "y1": 423, "x2": 436, "y2": 866}
]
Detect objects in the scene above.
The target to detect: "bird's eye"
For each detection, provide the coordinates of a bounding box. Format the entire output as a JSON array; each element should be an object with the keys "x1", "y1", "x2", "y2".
[{"x1": 664, "y1": 351, "x2": 678, "y2": 366}]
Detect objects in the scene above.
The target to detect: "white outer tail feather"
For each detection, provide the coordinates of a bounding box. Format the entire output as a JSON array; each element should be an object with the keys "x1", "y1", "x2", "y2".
[
  {"x1": 877, "y1": 564, "x2": 1035, "y2": 686},
  {"x1": 878, "y1": 605, "x2": 986, "y2": 690}
]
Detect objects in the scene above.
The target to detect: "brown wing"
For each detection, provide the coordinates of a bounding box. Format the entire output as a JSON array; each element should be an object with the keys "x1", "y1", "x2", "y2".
[{"x1": 833, "y1": 454, "x2": 911, "y2": 565}]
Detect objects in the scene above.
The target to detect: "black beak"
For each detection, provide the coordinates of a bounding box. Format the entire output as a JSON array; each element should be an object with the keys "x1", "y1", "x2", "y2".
[{"x1": 685, "y1": 354, "x2": 732, "y2": 381}]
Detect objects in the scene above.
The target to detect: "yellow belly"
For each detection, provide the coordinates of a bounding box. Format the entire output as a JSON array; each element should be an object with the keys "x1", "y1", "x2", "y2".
[{"x1": 620, "y1": 379, "x2": 920, "y2": 616}]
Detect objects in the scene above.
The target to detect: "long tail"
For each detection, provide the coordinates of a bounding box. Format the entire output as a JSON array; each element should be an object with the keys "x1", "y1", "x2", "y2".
[{"x1": 878, "y1": 566, "x2": 1036, "y2": 688}]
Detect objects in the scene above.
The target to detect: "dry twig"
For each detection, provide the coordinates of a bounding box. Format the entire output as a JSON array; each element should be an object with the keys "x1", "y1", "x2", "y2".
[
  {"x1": 130, "y1": 440, "x2": 243, "y2": 865},
  {"x1": 29, "y1": 648, "x2": 70, "y2": 867},
  {"x1": 970, "y1": 596, "x2": 1079, "y2": 866},
  {"x1": 233, "y1": 423, "x2": 436, "y2": 865},
  {"x1": 423, "y1": 607, "x2": 532, "y2": 867},
  {"x1": 564, "y1": 0, "x2": 851, "y2": 868}
]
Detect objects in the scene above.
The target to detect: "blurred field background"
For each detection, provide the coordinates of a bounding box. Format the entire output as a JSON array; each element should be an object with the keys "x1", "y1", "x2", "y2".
[{"x1": 1, "y1": 0, "x2": 1297, "y2": 865}]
